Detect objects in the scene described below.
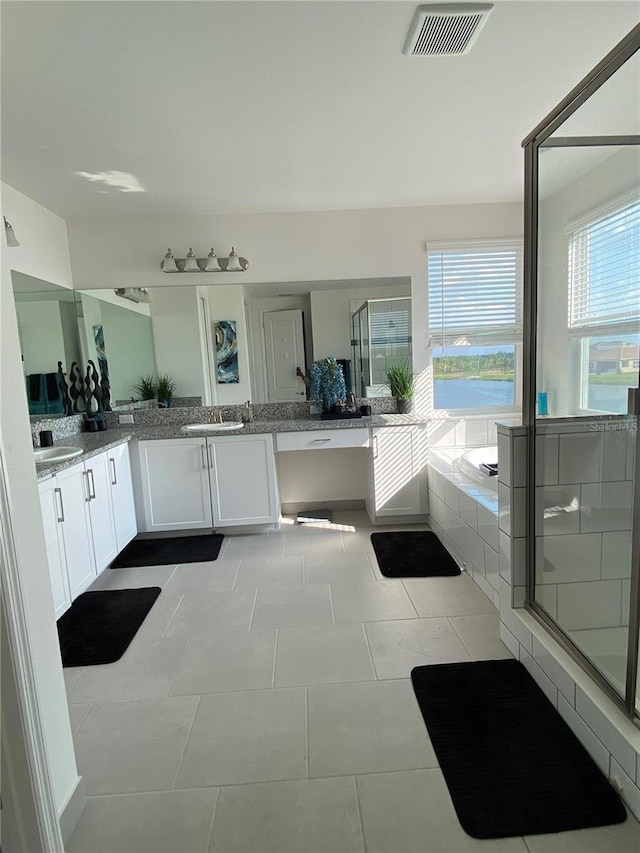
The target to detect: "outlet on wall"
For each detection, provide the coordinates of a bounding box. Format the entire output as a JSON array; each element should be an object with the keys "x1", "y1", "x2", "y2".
[{"x1": 118, "y1": 414, "x2": 134, "y2": 424}]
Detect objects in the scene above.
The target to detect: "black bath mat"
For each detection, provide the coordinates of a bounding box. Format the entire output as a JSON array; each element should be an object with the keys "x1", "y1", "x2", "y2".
[
  {"x1": 111, "y1": 533, "x2": 224, "y2": 568},
  {"x1": 411, "y1": 659, "x2": 626, "y2": 839},
  {"x1": 370, "y1": 531, "x2": 460, "y2": 577},
  {"x1": 57, "y1": 588, "x2": 161, "y2": 667}
]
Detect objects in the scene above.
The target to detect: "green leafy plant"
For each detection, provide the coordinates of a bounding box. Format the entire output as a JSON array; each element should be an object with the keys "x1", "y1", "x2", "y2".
[
  {"x1": 132, "y1": 374, "x2": 156, "y2": 401},
  {"x1": 385, "y1": 360, "x2": 414, "y2": 401},
  {"x1": 157, "y1": 374, "x2": 177, "y2": 401}
]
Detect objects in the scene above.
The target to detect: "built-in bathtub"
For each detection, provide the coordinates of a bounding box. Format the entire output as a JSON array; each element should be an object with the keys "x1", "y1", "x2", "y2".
[{"x1": 455, "y1": 445, "x2": 499, "y2": 491}]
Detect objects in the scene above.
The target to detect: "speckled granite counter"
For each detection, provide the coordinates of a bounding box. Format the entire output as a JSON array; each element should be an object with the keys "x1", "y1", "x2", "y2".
[{"x1": 35, "y1": 414, "x2": 429, "y2": 480}]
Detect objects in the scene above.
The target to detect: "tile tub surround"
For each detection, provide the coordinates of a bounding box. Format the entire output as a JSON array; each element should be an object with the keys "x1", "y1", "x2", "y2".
[
  {"x1": 64, "y1": 511, "x2": 640, "y2": 851},
  {"x1": 494, "y1": 421, "x2": 640, "y2": 823},
  {"x1": 533, "y1": 420, "x2": 635, "y2": 632},
  {"x1": 427, "y1": 446, "x2": 501, "y2": 610}
]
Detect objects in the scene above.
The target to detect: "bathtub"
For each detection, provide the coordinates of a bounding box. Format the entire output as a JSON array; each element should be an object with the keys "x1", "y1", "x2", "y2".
[{"x1": 455, "y1": 445, "x2": 499, "y2": 489}]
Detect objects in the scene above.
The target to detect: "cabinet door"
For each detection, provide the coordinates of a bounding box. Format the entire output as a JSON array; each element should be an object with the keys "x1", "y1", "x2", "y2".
[
  {"x1": 208, "y1": 434, "x2": 279, "y2": 526},
  {"x1": 138, "y1": 439, "x2": 213, "y2": 531},
  {"x1": 368, "y1": 427, "x2": 421, "y2": 518},
  {"x1": 38, "y1": 478, "x2": 71, "y2": 619},
  {"x1": 86, "y1": 452, "x2": 118, "y2": 573},
  {"x1": 108, "y1": 442, "x2": 137, "y2": 550},
  {"x1": 56, "y1": 462, "x2": 97, "y2": 599}
]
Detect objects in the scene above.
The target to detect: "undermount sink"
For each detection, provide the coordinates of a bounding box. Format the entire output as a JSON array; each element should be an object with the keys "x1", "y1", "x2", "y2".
[
  {"x1": 34, "y1": 446, "x2": 84, "y2": 465},
  {"x1": 181, "y1": 422, "x2": 244, "y2": 432}
]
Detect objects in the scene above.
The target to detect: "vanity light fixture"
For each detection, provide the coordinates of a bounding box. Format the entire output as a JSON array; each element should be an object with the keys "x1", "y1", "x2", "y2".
[
  {"x1": 184, "y1": 248, "x2": 200, "y2": 272},
  {"x1": 114, "y1": 287, "x2": 151, "y2": 304},
  {"x1": 160, "y1": 247, "x2": 249, "y2": 273},
  {"x1": 161, "y1": 249, "x2": 179, "y2": 273},
  {"x1": 226, "y1": 247, "x2": 242, "y2": 271},
  {"x1": 4, "y1": 216, "x2": 20, "y2": 247},
  {"x1": 205, "y1": 248, "x2": 222, "y2": 271}
]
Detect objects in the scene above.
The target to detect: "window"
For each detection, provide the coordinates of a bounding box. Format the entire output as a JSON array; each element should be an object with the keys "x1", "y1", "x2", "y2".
[
  {"x1": 568, "y1": 193, "x2": 640, "y2": 414},
  {"x1": 428, "y1": 239, "x2": 523, "y2": 410}
]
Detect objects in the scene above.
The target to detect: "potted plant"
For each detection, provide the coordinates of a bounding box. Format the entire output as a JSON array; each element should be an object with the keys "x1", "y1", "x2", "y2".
[
  {"x1": 308, "y1": 358, "x2": 347, "y2": 415},
  {"x1": 157, "y1": 374, "x2": 177, "y2": 408},
  {"x1": 132, "y1": 374, "x2": 157, "y2": 401},
  {"x1": 385, "y1": 360, "x2": 414, "y2": 414}
]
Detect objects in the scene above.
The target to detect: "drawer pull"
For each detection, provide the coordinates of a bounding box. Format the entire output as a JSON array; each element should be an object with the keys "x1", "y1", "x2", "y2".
[
  {"x1": 87, "y1": 469, "x2": 96, "y2": 500},
  {"x1": 312, "y1": 438, "x2": 331, "y2": 443},
  {"x1": 109, "y1": 457, "x2": 117, "y2": 485},
  {"x1": 54, "y1": 487, "x2": 65, "y2": 523}
]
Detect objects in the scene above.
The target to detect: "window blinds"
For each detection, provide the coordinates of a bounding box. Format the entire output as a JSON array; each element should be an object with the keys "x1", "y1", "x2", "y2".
[
  {"x1": 568, "y1": 196, "x2": 640, "y2": 336},
  {"x1": 428, "y1": 240, "x2": 523, "y2": 347}
]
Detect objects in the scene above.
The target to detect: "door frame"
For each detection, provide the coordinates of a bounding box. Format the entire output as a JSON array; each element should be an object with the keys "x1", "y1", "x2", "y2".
[{"x1": 0, "y1": 448, "x2": 65, "y2": 851}]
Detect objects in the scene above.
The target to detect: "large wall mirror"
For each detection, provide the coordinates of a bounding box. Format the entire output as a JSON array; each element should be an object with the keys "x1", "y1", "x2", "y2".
[{"x1": 11, "y1": 272, "x2": 412, "y2": 418}]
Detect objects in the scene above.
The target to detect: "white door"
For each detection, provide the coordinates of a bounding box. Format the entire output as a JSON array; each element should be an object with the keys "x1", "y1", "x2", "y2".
[
  {"x1": 38, "y1": 478, "x2": 71, "y2": 618},
  {"x1": 208, "y1": 434, "x2": 279, "y2": 526},
  {"x1": 108, "y1": 442, "x2": 137, "y2": 551},
  {"x1": 263, "y1": 309, "x2": 307, "y2": 403},
  {"x1": 86, "y1": 452, "x2": 118, "y2": 573},
  {"x1": 368, "y1": 427, "x2": 421, "y2": 518},
  {"x1": 56, "y1": 461, "x2": 97, "y2": 599},
  {"x1": 138, "y1": 439, "x2": 213, "y2": 531}
]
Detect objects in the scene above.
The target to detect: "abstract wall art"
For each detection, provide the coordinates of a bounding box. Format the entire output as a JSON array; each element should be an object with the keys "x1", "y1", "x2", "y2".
[{"x1": 214, "y1": 320, "x2": 239, "y2": 384}]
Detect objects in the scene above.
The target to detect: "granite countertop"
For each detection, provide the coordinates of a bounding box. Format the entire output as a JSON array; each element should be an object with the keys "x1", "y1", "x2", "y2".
[{"x1": 35, "y1": 413, "x2": 429, "y2": 479}]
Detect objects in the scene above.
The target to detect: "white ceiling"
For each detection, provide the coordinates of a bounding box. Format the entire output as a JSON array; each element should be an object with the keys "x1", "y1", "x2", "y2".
[{"x1": 1, "y1": 1, "x2": 638, "y2": 218}]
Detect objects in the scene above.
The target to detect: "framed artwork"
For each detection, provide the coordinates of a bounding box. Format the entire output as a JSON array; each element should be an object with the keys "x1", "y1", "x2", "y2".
[{"x1": 214, "y1": 320, "x2": 239, "y2": 383}]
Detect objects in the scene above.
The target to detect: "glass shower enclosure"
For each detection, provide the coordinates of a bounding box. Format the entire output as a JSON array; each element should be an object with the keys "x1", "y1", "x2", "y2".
[
  {"x1": 523, "y1": 25, "x2": 640, "y2": 719},
  {"x1": 351, "y1": 298, "x2": 412, "y2": 397}
]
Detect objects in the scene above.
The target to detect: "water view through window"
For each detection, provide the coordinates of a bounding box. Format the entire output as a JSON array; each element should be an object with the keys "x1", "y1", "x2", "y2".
[{"x1": 433, "y1": 345, "x2": 516, "y2": 409}]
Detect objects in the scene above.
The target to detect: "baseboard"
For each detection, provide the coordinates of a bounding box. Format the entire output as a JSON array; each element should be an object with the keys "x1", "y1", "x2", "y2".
[{"x1": 59, "y1": 775, "x2": 86, "y2": 844}]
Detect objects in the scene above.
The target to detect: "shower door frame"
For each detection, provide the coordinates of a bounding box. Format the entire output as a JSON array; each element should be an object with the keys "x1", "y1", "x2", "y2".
[{"x1": 522, "y1": 24, "x2": 640, "y2": 721}]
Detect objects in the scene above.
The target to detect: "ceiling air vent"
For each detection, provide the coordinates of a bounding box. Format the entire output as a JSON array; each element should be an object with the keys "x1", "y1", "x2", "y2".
[{"x1": 403, "y1": 4, "x2": 493, "y2": 56}]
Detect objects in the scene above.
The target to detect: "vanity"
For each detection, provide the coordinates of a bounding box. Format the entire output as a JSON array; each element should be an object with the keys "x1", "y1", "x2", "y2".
[{"x1": 34, "y1": 414, "x2": 428, "y2": 617}]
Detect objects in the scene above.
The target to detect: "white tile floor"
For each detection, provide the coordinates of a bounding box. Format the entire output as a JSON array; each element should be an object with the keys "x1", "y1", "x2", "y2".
[{"x1": 67, "y1": 513, "x2": 640, "y2": 852}]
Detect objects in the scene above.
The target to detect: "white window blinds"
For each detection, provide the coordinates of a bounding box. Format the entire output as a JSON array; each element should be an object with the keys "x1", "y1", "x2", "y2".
[
  {"x1": 428, "y1": 240, "x2": 523, "y2": 346},
  {"x1": 568, "y1": 194, "x2": 640, "y2": 336}
]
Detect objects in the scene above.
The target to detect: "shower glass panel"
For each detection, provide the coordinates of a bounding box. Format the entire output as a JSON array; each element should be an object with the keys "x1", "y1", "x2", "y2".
[
  {"x1": 350, "y1": 298, "x2": 411, "y2": 396},
  {"x1": 525, "y1": 33, "x2": 640, "y2": 717}
]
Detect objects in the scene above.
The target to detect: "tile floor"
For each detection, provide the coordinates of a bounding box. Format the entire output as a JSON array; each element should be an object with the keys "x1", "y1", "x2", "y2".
[{"x1": 66, "y1": 512, "x2": 640, "y2": 852}]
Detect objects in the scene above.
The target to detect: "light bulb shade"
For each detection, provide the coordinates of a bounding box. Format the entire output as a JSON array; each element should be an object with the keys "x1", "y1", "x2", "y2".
[
  {"x1": 205, "y1": 248, "x2": 222, "y2": 271},
  {"x1": 226, "y1": 246, "x2": 242, "y2": 271},
  {"x1": 4, "y1": 217, "x2": 20, "y2": 247},
  {"x1": 162, "y1": 248, "x2": 178, "y2": 273},
  {"x1": 184, "y1": 248, "x2": 200, "y2": 272}
]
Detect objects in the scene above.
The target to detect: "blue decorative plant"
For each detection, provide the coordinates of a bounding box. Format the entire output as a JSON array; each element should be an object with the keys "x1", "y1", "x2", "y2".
[{"x1": 309, "y1": 358, "x2": 347, "y2": 413}]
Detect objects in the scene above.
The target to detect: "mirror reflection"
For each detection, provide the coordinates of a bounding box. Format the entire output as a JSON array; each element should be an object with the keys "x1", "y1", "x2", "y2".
[{"x1": 11, "y1": 274, "x2": 412, "y2": 419}]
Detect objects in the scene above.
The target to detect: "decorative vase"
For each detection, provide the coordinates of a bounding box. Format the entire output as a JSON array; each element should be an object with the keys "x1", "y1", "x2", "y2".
[{"x1": 397, "y1": 399, "x2": 412, "y2": 414}]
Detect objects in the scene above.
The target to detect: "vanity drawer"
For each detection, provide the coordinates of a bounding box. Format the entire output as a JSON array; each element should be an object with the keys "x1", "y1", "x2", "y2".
[{"x1": 276, "y1": 428, "x2": 370, "y2": 452}]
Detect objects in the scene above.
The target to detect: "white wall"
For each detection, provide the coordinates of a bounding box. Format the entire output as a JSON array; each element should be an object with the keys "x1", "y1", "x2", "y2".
[
  {"x1": 66, "y1": 202, "x2": 523, "y2": 411},
  {"x1": 150, "y1": 287, "x2": 206, "y2": 401},
  {"x1": 206, "y1": 285, "x2": 252, "y2": 405},
  {"x1": 100, "y1": 302, "x2": 156, "y2": 403},
  {"x1": 0, "y1": 188, "x2": 80, "y2": 820},
  {"x1": 14, "y1": 301, "x2": 67, "y2": 375},
  {"x1": 2, "y1": 183, "x2": 73, "y2": 289},
  {"x1": 538, "y1": 147, "x2": 639, "y2": 417}
]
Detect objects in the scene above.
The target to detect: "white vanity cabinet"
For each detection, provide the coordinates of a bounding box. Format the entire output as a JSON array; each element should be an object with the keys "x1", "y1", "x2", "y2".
[
  {"x1": 208, "y1": 433, "x2": 279, "y2": 526},
  {"x1": 135, "y1": 434, "x2": 279, "y2": 531},
  {"x1": 107, "y1": 442, "x2": 137, "y2": 550},
  {"x1": 38, "y1": 477, "x2": 72, "y2": 619},
  {"x1": 53, "y1": 461, "x2": 98, "y2": 600},
  {"x1": 38, "y1": 442, "x2": 138, "y2": 617},
  {"x1": 85, "y1": 452, "x2": 119, "y2": 573},
  {"x1": 366, "y1": 426, "x2": 428, "y2": 521},
  {"x1": 136, "y1": 438, "x2": 213, "y2": 532}
]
